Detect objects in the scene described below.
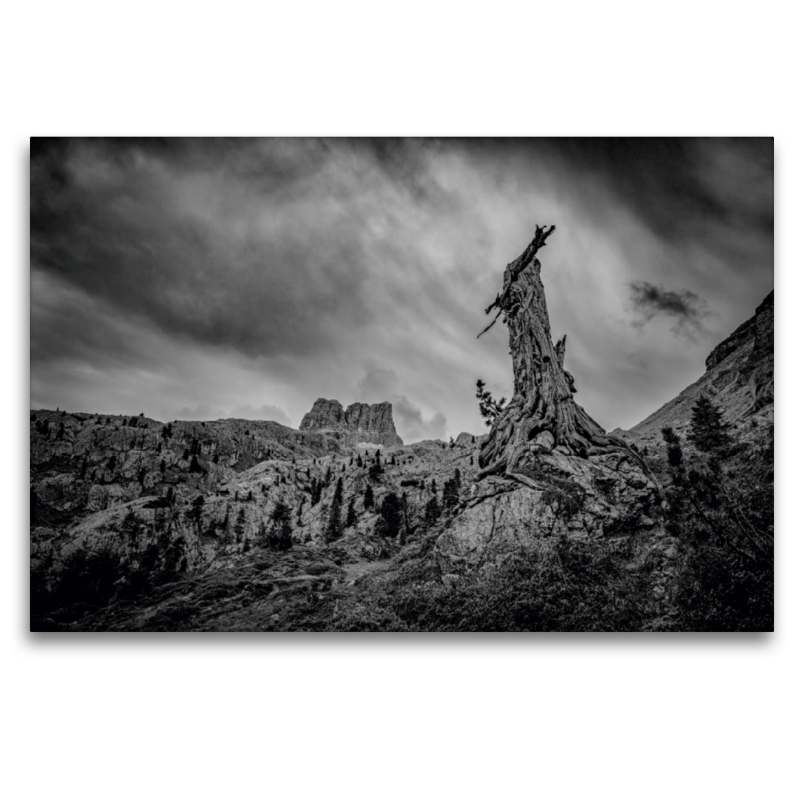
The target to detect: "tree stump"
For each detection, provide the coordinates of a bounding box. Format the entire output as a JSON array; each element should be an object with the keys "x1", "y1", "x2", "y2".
[{"x1": 478, "y1": 225, "x2": 646, "y2": 479}]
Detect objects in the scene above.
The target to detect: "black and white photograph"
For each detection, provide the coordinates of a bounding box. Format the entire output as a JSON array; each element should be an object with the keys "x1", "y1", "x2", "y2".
[
  {"x1": 7, "y1": 4, "x2": 799, "y2": 800},
  {"x1": 29, "y1": 137, "x2": 773, "y2": 632}
]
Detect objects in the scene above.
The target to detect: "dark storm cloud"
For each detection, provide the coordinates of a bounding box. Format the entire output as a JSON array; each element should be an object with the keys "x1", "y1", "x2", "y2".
[
  {"x1": 30, "y1": 138, "x2": 381, "y2": 358},
  {"x1": 30, "y1": 137, "x2": 773, "y2": 436},
  {"x1": 543, "y1": 138, "x2": 773, "y2": 240},
  {"x1": 628, "y1": 281, "x2": 710, "y2": 339},
  {"x1": 460, "y1": 137, "x2": 773, "y2": 293}
]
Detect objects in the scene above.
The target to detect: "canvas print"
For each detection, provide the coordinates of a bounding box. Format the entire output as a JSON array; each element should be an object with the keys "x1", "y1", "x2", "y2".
[{"x1": 29, "y1": 138, "x2": 774, "y2": 632}]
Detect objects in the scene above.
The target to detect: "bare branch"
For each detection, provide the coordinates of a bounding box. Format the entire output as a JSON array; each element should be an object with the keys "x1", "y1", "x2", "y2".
[{"x1": 477, "y1": 308, "x2": 503, "y2": 339}]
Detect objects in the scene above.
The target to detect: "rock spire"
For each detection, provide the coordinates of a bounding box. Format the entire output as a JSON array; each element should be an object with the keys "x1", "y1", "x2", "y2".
[{"x1": 299, "y1": 398, "x2": 403, "y2": 448}]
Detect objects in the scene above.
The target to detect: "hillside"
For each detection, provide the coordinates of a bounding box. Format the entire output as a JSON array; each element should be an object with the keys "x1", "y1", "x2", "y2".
[{"x1": 30, "y1": 404, "x2": 486, "y2": 629}]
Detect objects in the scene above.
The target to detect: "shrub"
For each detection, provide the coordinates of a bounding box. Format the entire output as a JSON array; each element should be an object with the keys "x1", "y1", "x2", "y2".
[{"x1": 333, "y1": 538, "x2": 650, "y2": 632}]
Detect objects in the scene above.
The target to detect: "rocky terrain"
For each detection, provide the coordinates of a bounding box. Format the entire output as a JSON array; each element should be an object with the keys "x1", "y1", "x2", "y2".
[
  {"x1": 29, "y1": 233, "x2": 773, "y2": 632},
  {"x1": 30, "y1": 400, "x2": 486, "y2": 629}
]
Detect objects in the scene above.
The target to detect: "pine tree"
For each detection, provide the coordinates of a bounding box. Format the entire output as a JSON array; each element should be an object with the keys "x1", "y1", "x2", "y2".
[
  {"x1": 345, "y1": 497, "x2": 357, "y2": 528},
  {"x1": 378, "y1": 492, "x2": 403, "y2": 538},
  {"x1": 424, "y1": 495, "x2": 441, "y2": 526},
  {"x1": 325, "y1": 478, "x2": 344, "y2": 542},
  {"x1": 268, "y1": 501, "x2": 293, "y2": 550},
  {"x1": 364, "y1": 483, "x2": 374, "y2": 510},
  {"x1": 688, "y1": 395, "x2": 733, "y2": 454},
  {"x1": 187, "y1": 494, "x2": 205, "y2": 526},
  {"x1": 234, "y1": 508, "x2": 246, "y2": 543},
  {"x1": 443, "y1": 478, "x2": 459, "y2": 513},
  {"x1": 662, "y1": 426, "x2": 684, "y2": 471}
]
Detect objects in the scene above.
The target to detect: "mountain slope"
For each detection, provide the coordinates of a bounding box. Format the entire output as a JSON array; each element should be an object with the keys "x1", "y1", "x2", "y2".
[{"x1": 615, "y1": 290, "x2": 773, "y2": 451}]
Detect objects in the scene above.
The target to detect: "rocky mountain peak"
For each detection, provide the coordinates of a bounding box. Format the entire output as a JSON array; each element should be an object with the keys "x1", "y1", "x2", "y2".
[
  {"x1": 299, "y1": 398, "x2": 403, "y2": 448},
  {"x1": 705, "y1": 291, "x2": 773, "y2": 372}
]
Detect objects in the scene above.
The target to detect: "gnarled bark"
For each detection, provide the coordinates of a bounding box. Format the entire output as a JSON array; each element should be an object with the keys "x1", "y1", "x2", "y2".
[{"x1": 478, "y1": 226, "x2": 645, "y2": 478}]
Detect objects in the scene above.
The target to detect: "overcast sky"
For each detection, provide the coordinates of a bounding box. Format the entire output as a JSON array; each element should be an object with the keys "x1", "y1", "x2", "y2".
[{"x1": 30, "y1": 138, "x2": 773, "y2": 441}]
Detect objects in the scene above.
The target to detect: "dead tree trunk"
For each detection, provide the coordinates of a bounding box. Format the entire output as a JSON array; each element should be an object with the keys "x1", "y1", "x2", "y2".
[{"x1": 478, "y1": 225, "x2": 645, "y2": 478}]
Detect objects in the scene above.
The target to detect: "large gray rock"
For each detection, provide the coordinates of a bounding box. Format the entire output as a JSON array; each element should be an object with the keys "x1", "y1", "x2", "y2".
[
  {"x1": 435, "y1": 449, "x2": 659, "y2": 569},
  {"x1": 299, "y1": 398, "x2": 403, "y2": 448}
]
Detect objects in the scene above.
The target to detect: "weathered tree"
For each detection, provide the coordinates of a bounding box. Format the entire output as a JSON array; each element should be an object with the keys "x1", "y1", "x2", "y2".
[{"x1": 477, "y1": 225, "x2": 646, "y2": 478}]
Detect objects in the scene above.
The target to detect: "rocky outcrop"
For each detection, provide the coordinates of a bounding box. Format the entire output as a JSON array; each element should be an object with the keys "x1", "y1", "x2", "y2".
[
  {"x1": 705, "y1": 318, "x2": 755, "y2": 371},
  {"x1": 743, "y1": 290, "x2": 774, "y2": 409},
  {"x1": 299, "y1": 399, "x2": 403, "y2": 448}
]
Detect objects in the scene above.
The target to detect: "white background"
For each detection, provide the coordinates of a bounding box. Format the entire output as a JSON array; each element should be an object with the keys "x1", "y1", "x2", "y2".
[{"x1": 3, "y1": 2, "x2": 796, "y2": 798}]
